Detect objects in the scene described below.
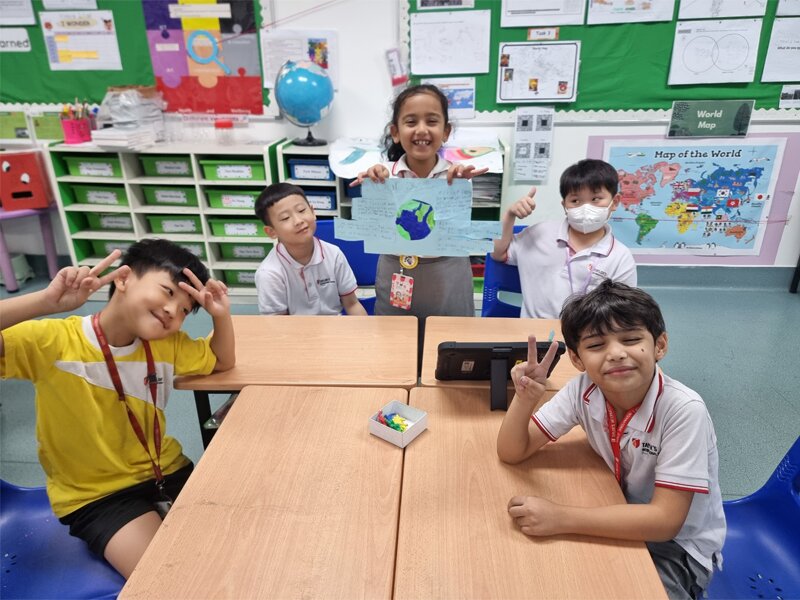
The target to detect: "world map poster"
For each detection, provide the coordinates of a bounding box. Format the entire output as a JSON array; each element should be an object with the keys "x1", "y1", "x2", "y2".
[{"x1": 602, "y1": 138, "x2": 785, "y2": 256}]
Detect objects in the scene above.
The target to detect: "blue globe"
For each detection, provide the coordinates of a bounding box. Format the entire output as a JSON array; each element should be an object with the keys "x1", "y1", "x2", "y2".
[{"x1": 274, "y1": 60, "x2": 334, "y2": 128}]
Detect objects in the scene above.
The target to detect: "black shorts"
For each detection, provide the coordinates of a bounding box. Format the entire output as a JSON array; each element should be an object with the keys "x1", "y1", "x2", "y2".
[{"x1": 59, "y1": 463, "x2": 193, "y2": 557}]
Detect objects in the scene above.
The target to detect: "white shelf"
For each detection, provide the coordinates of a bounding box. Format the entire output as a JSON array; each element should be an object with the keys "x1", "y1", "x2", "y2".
[
  {"x1": 72, "y1": 231, "x2": 137, "y2": 240},
  {"x1": 199, "y1": 179, "x2": 267, "y2": 187},
  {"x1": 283, "y1": 178, "x2": 337, "y2": 187},
  {"x1": 208, "y1": 236, "x2": 271, "y2": 244},
  {"x1": 132, "y1": 205, "x2": 201, "y2": 214},
  {"x1": 57, "y1": 175, "x2": 125, "y2": 184},
  {"x1": 64, "y1": 204, "x2": 131, "y2": 213},
  {"x1": 128, "y1": 176, "x2": 196, "y2": 185},
  {"x1": 212, "y1": 260, "x2": 263, "y2": 269},
  {"x1": 203, "y1": 208, "x2": 256, "y2": 216}
]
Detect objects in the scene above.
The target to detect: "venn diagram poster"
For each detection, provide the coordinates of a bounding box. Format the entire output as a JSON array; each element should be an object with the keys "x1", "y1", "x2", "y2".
[{"x1": 142, "y1": 0, "x2": 262, "y2": 114}]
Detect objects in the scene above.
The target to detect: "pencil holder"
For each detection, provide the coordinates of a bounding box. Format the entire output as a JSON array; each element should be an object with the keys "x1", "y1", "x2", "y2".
[{"x1": 61, "y1": 118, "x2": 92, "y2": 144}]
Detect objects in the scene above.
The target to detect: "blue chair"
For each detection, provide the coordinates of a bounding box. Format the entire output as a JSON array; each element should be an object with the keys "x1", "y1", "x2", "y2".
[
  {"x1": 706, "y1": 436, "x2": 800, "y2": 600},
  {"x1": 0, "y1": 480, "x2": 125, "y2": 599},
  {"x1": 315, "y1": 219, "x2": 379, "y2": 314},
  {"x1": 481, "y1": 225, "x2": 526, "y2": 318}
]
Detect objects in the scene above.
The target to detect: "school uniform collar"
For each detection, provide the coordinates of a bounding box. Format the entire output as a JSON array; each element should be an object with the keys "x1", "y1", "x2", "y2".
[
  {"x1": 275, "y1": 237, "x2": 325, "y2": 269},
  {"x1": 582, "y1": 368, "x2": 664, "y2": 434},
  {"x1": 391, "y1": 155, "x2": 450, "y2": 178},
  {"x1": 556, "y1": 219, "x2": 615, "y2": 257}
]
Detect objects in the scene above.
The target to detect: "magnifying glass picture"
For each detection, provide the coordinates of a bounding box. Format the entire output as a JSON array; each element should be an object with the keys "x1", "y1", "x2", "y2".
[{"x1": 186, "y1": 30, "x2": 231, "y2": 75}]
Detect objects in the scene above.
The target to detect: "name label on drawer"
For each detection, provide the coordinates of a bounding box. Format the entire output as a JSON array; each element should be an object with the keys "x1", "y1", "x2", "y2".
[
  {"x1": 155, "y1": 189, "x2": 189, "y2": 204},
  {"x1": 100, "y1": 215, "x2": 132, "y2": 229},
  {"x1": 104, "y1": 242, "x2": 133, "y2": 254},
  {"x1": 307, "y1": 194, "x2": 333, "y2": 209},
  {"x1": 79, "y1": 162, "x2": 114, "y2": 177},
  {"x1": 87, "y1": 190, "x2": 118, "y2": 204},
  {"x1": 224, "y1": 222, "x2": 257, "y2": 236},
  {"x1": 294, "y1": 164, "x2": 330, "y2": 179},
  {"x1": 235, "y1": 271, "x2": 256, "y2": 284},
  {"x1": 179, "y1": 244, "x2": 204, "y2": 256},
  {"x1": 155, "y1": 161, "x2": 190, "y2": 175},
  {"x1": 163, "y1": 219, "x2": 198, "y2": 233},
  {"x1": 216, "y1": 165, "x2": 252, "y2": 179},
  {"x1": 232, "y1": 245, "x2": 266, "y2": 258},
  {"x1": 222, "y1": 194, "x2": 255, "y2": 208}
]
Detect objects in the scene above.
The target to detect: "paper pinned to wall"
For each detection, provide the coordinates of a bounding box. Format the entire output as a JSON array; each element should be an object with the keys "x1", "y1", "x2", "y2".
[
  {"x1": 512, "y1": 106, "x2": 555, "y2": 182},
  {"x1": 500, "y1": 0, "x2": 586, "y2": 27},
  {"x1": 410, "y1": 10, "x2": 490, "y2": 75},
  {"x1": 260, "y1": 28, "x2": 339, "y2": 88},
  {"x1": 761, "y1": 17, "x2": 800, "y2": 82},
  {"x1": 678, "y1": 0, "x2": 767, "y2": 19},
  {"x1": 587, "y1": 0, "x2": 676, "y2": 24},
  {"x1": 328, "y1": 138, "x2": 383, "y2": 179},
  {"x1": 668, "y1": 19, "x2": 762, "y2": 85},
  {"x1": 39, "y1": 10, "x2": 121, "y2": 71},
  {"x1": 334, "y1": 178, "x2": 500, "y2": 256},
  {"x1": 777, "y1": 0, "x2": 800, "y2": 15}
]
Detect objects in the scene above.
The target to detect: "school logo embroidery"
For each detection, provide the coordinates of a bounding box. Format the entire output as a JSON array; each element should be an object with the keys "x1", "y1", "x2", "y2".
[
  {"x1": 632, "y1": 438, "x2": 641, "y2": 448},
  {"x1": 640, "y1": 442, "x2": 659, "y2": 456},
  {"x1": 316, "y1": 277, "x2": 334, "y2": 286},
  {"x1": 143, "y1": 374, "x2": 164, "y2": 386}
]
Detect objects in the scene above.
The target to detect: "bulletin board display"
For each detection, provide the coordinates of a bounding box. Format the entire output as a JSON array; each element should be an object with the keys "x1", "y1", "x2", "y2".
[
  {"x1": 0, "y1": 0, "x2": 270, "y2": 109},
  {"x1": 408, "y1": 0, "x2": 787, "y2": 112}
]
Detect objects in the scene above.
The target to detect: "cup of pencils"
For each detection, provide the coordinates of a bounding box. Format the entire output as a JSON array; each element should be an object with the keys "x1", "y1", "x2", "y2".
[{"x1": 60, "y1": 103, "x2": 92, "y2": 144}]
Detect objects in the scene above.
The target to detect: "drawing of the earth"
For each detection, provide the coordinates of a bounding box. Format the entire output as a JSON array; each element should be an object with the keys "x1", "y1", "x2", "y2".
[{"x1": 395, "y1": 199, "x2": 435, "y2": 241}]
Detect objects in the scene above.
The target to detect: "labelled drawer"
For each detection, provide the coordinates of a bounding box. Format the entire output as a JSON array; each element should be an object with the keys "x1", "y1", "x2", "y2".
[
  {"x1": 85, "y1": 212, "x2": 133, "y2": 231},
  {"x1": 90, "y1": 239, "x2": 134, "y2": 256},
  {"x1": 146, "y1": 214, "x2": 202, "y2": 234},
  {"x1": 304, "y1": 189, "x2": 336, "y2": 211},
  {"x1": 206, "y1": 188, "x2": 260, "y2": 209},
  {"x1": 287, "y1": 158, "x2": 334, "y2": 180},
  {"x1": 176, "y1": 242, "x2": 207, "y2": 259},
  {"x1": 208, "y1": 217, "x2": 267, "y2": 238},
  {"x1": 218, "y1": 242, "x2": 272, "y2": 260},
  {"x1": 63, "y1": 155, "x2": 122, "y2": 178},
  {"x1": 142, "y1": 185, "x2": 198, "y2": 207},
  {"x1": 140, "y1": 155, "x2": 192, "y2": 177},
  {"x1": 223, "y1": 269, "x2": 256, "y2": 286},
  {"x1": 72, "y1": 184, "x2": 128, "y2": 206},
  {"x1": 199, "y1": 159, "x2": 265, "y2": 181}
]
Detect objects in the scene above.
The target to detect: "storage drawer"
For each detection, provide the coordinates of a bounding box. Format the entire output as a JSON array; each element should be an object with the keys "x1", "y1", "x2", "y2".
[
  {"x1": 208, "y1": 218, "x2": 267, "y2": 237},
  {"x1": 63, "y1": 155, "x2": 122, "y2": 178},
  {"x1": 304, "y1": 189, "x2": 336, "y2": 211},
  {"x1": 146, "y1": 214, "x2": 202, "y2": 234},
  {"x1": 287, "y1": 158, "x2": 334, "y2": 181},
  {"x1": 85, "y1": 212, "x2": 133, "y2": 231},
  {"x1": 218, "y1": 242, "x2": 271, "y2": 260},
  {"x1": 90, "y1": 239, "x2": 134, "y2": 256},
  {"x1": 142, "y1": 185, "x2": 198, "y2": 207},
  {"x1": 199, "y1": 159, "x2": 265, "y2": 181},
  {"x1": 140, "y1": 155, "x2": 193, "y2": 177},
  {"x1": 176, "y1": 242, "x2": 207, "y2": 259},
  {"x1": 223, "y1": 269, "x2": 256, "y2": 286},
  {"x1": 206, "y1": 188, "x2": 260, "y2": 209},
  {"x1": 72, "y1": 184, "x2": 128, "y2": 206}
]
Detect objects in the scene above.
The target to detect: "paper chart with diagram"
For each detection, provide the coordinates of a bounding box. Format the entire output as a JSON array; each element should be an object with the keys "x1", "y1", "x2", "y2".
[
  {"x1": 500, "y1": 0, "x2": 585, "y2": 27},
  {"x1": 587, "y1": 0, "x2": 676, "y2": 24},
  {"x1": 496, "y1": 41, "x2": 580, "y2": 103},
  {"x1": 668, "y1": 19, "x2": 762, "y2": 84},
  {"x1": 410, "y1": 10, "x2": 490, "y2": 75},
  {"x1": 39, "y1": 10, "x2": 121, "y2": 71},
  {"x1": 678, "y1": 0, "x2": 767, "y2": 19},
  {"x1": 333, "y1": 179, "x2": 500, "y2": 256},
  {"x1": 142, "y1": 0, "x2": 261, "y2": 114}
]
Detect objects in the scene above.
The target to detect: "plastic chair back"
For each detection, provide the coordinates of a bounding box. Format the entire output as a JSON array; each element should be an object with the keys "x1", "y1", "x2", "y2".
[
  {"x1": 706, "y1": 436, "x2": 800, "y2": 599},
  {"x1": 314, "y1": 219, "x2": 379, "y2": 286},
  {"x1": 0, "y1": 479, "x2": 125, "y2": 599},
  {"x1": 481, "y1": 256, "x2": 522, "y2": 318}
]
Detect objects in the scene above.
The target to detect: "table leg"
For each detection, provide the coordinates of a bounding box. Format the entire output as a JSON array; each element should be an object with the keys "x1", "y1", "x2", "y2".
[
  {"x1": 0, "y1": 226, "x2": 19, "y2": 293},
  {"x1": 194, "y1": 391, "x2": 216, "y2": 449},
  {"x1": 38, "y1": 211, "x2": 59, "y2": 279}
]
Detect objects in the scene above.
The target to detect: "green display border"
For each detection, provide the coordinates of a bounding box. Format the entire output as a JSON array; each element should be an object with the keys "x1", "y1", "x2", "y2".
[{"x1": 409, "y1": 0, "x2": 789, "y2": 112}]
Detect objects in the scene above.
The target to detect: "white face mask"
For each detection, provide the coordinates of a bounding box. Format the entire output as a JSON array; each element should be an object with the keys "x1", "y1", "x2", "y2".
[{"x1": 566, "y1": 204, "x2": 610, "y2": 234}]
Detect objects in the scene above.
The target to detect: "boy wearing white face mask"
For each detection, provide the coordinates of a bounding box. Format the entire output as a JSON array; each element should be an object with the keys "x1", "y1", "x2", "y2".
[{"x1": 492, "y1": 159, "x2": 637, "y2": 318}]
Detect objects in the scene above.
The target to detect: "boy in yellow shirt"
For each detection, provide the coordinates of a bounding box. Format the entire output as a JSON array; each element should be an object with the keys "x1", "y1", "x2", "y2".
[{"x1": 0, "y1": 239, "x2": 235, "y2": 579}]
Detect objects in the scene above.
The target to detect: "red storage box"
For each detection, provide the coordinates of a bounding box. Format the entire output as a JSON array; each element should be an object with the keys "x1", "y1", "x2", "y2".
[{"x1": 0, "y1": 150, "x2": 54, "y2": 211}]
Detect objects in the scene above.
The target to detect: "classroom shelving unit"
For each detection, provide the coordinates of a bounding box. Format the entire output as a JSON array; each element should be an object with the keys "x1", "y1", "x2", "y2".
[
  {"x1": 47, "y1": 140, "x2": 285, "y2": 299},
  {"x1": 275, "y1": 140, "x2": 346, "y2": 219}
]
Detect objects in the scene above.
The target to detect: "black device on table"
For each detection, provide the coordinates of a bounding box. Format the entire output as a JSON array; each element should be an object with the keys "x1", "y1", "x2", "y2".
[{"x1": 435, "y1": 341, "x2": 567, "y2": 411}]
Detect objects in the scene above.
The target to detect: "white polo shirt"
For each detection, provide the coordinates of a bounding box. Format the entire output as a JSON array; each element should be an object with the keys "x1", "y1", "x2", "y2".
[
  {"x1": 255, "y1": 238, "x2": 358, "y2": 315},
  {"x1": 387, "y1": 154, "x2": 451, "y2": 179},
  {"x1": 506, "y1": 219, "x2": 637, "y2": 318},
  {"x1": 532, "y1": 369, "x2": 726, "y2": 571}
]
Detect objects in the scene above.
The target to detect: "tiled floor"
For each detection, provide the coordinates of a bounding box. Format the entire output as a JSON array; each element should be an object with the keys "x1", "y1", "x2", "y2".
[{"x1": 1, "y1": 272, "x2": 798, "y2": 500}]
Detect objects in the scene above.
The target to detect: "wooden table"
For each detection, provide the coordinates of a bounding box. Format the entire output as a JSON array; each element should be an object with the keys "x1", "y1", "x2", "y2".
[
  {"x1": 175, "y1": 315, "x2": 418, "y2": 447},
  {"x1": 395, "y1": 387, "x2": 667, "y2": 600},
  {"x1": 421, "y1": 316, "x2": 580, "y2": 408},
  {"x1": 121, "y1": 385, "x2": 409, "y2": 600}
]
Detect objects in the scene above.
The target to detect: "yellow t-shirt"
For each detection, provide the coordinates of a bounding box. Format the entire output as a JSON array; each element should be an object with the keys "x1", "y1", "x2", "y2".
[{"x1": 1, "y1": 315, "x2": 216, "y2": 517}]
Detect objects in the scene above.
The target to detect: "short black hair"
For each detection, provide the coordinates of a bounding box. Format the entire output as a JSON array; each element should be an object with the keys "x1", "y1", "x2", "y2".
[
  {"x1": 382, "y1": 84, "x2": 451, "y2": 162},
  {"x1": 559, "y1": 159, "x2": 619, "y2": 199},
  {"x1": 560, "y1": 280, "x2": 666, "y2": 353},
  {"x1": 109, "y1": 238, "x2": 209, "y2": 313},
  {"x1": 254, "y1": 182, "x2": 307, "y2": 226}
]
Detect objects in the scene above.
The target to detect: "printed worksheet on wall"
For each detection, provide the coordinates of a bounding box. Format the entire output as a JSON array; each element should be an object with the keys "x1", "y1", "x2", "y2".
[
  {"x1": 500, "y1": 0, "x2": 586, "y2": 28},
  {"x1": 39, "y1": 10, "x2": 121, "y2": 71},
  {"x1": 678, "y1": 0, "x2": 767, "y2": 19},
  {"x1": 410, "y1": 10, "x2": 490, "y2": 75},
  {"x1": 668, "y1": 19, "x2": 762, "y2": 85},
  {"x1": 587, "y1": 0, "x2": 675, "y2": 25},
  {"x1": 762, "y1": 18, "x2": 800, "y2": 82},
  {"x1": 496, "y1": 41, "x2": 580, "y2": 103},
  {"x1": 777, "y1": 0, "x2": 800, "y2": 15}
]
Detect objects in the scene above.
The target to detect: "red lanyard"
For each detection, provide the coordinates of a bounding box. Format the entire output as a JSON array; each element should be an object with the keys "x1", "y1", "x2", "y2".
[
  {"x1": 605, "y1": 400, "x2": 640, "y2": 486},
  {"x1": 91, "y1": 313, "x2": 163, "y2": 485}
]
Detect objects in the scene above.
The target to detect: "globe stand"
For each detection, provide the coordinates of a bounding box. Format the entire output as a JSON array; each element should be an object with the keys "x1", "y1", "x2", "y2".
[{"x1": 293, "y1": 128, "x2": 326, "y2": 147}]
